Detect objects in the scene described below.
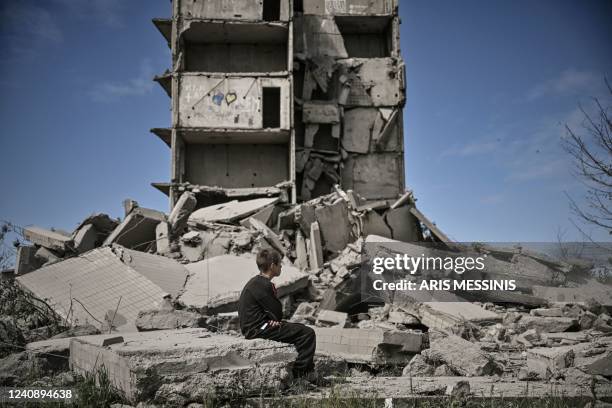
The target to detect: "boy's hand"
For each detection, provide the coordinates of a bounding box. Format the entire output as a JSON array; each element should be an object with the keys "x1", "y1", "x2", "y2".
[{"x1": 268, "y1": 320, "x2": 281, "y2": 327}]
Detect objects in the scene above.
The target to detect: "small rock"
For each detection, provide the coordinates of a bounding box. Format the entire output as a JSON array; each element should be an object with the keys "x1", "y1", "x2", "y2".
[
  {"x1": 446, "y1": 380, "x2": 470, "y2": 398},
  {"x1": 434, "y1": 364, "x2": 455, "y2": 376},
  {"x1": 402, "y1": 354, "x2": 434, "y2": 377}
]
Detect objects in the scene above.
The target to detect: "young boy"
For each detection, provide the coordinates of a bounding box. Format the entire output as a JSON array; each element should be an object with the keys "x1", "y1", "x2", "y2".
[{"x1": 238, "y1": 249, "x2": 316, "y2": 378}]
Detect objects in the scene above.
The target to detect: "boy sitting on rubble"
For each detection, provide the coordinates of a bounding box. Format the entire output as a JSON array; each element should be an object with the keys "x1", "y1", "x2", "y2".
[{"x1": 238, "y1": 249, "x2": 316, "y2": 381}]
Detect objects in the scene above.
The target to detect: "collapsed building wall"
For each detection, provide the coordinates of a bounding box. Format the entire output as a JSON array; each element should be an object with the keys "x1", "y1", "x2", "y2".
[{"x1": 152, "y1": 0, "x2": 405, "y2": 210}]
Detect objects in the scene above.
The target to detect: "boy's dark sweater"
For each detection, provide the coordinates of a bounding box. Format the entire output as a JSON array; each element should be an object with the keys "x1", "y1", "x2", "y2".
[{"x1": 238, "y1": 275, "x2": 283, "y2": 338}]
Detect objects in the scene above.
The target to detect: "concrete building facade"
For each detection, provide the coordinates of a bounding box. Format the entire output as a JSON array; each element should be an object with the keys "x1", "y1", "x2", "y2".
[{"x1": 152, "y1": 0, "x2": 405, "y2": 209}]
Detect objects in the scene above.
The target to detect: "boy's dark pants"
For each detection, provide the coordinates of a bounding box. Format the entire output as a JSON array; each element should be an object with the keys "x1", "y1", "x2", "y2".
[{"x1": 255, "y1": 322, "x2": 316, "y2": 376}]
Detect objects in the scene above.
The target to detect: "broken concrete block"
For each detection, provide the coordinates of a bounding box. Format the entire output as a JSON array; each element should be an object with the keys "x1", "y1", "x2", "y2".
[
  {"x1": 23, "y1": 226, "x2": 72, "y2": 253},
  {"x1": 155, "y1": 222, "x2": 171, "y2": 255},
  {"x1": 446, "y1": 380, "x2": 470, "y2": 398},
  {"x1": 168, "y1": 192, "x2": 197, "y2": 234},
  {"x1": 179, "y1": 255, "x2": 309, "y2": 313},
  {"x1": 388, "y1": 311, "x2": 420, "y2": 326},
  {"x1": 581, "y1": 351, "x2": 612, "y2": 377},
  {"x1": 316, "y1": 310, "x2": 348, "y2": 327},
  {"x1": 419, "y1": 302, "x2": 501, "y2": 331},
  {"x1": 189, "y1": 197, "x2": 279, "y2": 224},
  {"x1": 122, "y1": 199, "x2": 139, "y2": 217},
  {"x1": 295, "y1": 230, "x2": 309, "y2": 270},
  {"x1": 579, "y1": 311, "x2": 598, "y2": 330},
  {"x1": 518, "y1": 316, "x2": 578, "y2": 333},
  {"x1": 422, "y1": 335, "x2": 502, "y2": 377},
  {"x1": 532, "y1": 279, "x2": 612, "y2": 308},
  {"x1": 73, "y1": 224, "x2": 99, "y2": 254},
  {"x1": 69, "y1": 329, "x2": 297, "y2": 403},
  {"x1": 516, "y1": 328, "x2": 541, "y2": 347},
  {"x1": 15, "y1": 245, "x2": 41, "y2": 275},
  {"x1": 435, "y1": 364, "x2": 456, "y2": 377},
  {"x1": 527, "y1": 346, "x2": 575, "y2": 379},
  {"x1": 135, "y1": 309, "x2": 205, "y2": 331},
  {"x1": 17, "y1": 246, "x2": 189, "y2": 332},
  {"x1": 384, "y1": 205, "x2": 422, "y2": 242},
  {"x1": 290, "y1": 302, "x2": 318, "y2": 324},
  {"x1": 244, "y1": 217, "x2": 286, "y2": 255},
  {"x1": 103, "y1": 207, "x2": 166, "y2": 251},
  {"x1": 361, "y1": 210, "x2": 392, "y2": 238},
  {"x1": 315, "y1": 200, "x2": 352, "y2": 252},
  {"x1": 303, "y1": 102, "x2": 340, "y2": 124},
  {"x1": 530, "y1": 307, "x2": 565, "y2": 317},
  {"x1": 34, "y1": 247, "x2": 61, "y2": 265},
  {"x1": 402, "y1": 354, "x2": 434, "y2": 376},
  {"x1": 309, "y1": 221, "x2": 324, "y2": 270},
  {"x1": 313, "y1": 326, "x2": 426, "y2": 364}
]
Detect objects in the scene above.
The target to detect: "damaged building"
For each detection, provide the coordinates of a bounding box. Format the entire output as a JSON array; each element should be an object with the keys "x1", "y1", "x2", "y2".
[
  {"x1": 3, "y1": 1, "x2": 612, "y2": 406},
  {"x1": 151, "y1": 0, "x2": 405, "y2": 207}
]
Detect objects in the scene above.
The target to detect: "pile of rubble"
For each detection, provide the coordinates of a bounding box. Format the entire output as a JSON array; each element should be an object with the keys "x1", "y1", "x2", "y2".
[{"x1": 3, "y1": 187, "x2": 612, "y2": 405}]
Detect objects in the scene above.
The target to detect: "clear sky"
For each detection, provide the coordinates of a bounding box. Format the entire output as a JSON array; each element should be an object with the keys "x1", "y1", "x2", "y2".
[{"x1": 0, "y1": 0, "x2": 611, "y2": 250}]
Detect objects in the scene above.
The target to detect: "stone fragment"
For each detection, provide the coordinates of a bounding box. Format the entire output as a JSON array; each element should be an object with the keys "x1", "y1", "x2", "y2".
[
  {"x1": 189, "y1": 197, "x2": 278, "y2": 224},
  {"x1": 530, "y1": 307, "x2": 565, "y2": 317},
  {"x1": 434, "y1": 364, "x2": 455, "y2": 376},
  {"x1": 103, "y1": 207, "x2": 166, "y2": 251},
  {"x1": 69, "y1": 329, "x2": 296, "y2": 403},
  {"x1": 388, "y1": 311, "x2": 420, "y2": 326},
  {"x1": 155, "y1": 222, "x2": 171, "y2": 255},
  {"x1": 314, "y1": 326, "x2": 426, "y2": 364},
  {"x1": 73, "y1": 224, "x2": 99, "y2": 254},
  {"x1": 309, "y1": 221, "x2": 324, "y2": 270},
  {"x1": 527, "y1": 346, "x2": 575, "y2": 379},
  {"x1": 518, "y1": 316, "x2": 578, "y2": 333},
  {"x1": 422, "y1": 335, "x2": 502, "y2": 377},
  {"x1": 315, "y1": 200, "x2": 352, "y2": 252},
  {"x1": 168, "y1": 192, "x2": 197, "y2": 233},
  {"x1": 446, "y1": 380, "x2": 470, "y2": 398},
  {"x1": 402, "y1": 354, "x2": 434, "y2": 377},
  {"x1": 135, "y1": 309, "x2": 205, "y2": 331},
  {"x1": 316, "y1": 310, "x2": 348, "y2": 327},
  {"x1": 15, "y1": 245, "x2": 41, "y2": 275},
  {"x1": 23, "y1": 226, "x2": 72, "y2": 253}
]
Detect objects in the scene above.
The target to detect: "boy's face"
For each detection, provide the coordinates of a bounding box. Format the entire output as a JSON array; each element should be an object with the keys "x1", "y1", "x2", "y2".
[{"x1": 271, "y1": 262, "x2": 282, "y2": 277}]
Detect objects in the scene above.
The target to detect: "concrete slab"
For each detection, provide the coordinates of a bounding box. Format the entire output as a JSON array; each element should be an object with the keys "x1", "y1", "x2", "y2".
[
  {"x1": 15, "y1": 245, "x2": 40, "y2": 275},
  {"x1": 167, "y1": 192, "x2": 196, "y2": 234},
  {"x1": 423, "y1": 335, "x2": 502, "y2": 376},
  {"x1": 23, "y1": 226, "x2": 72, "y2": 253},
  {"x1": 73, "y1": 224, "x2": 99, "y2": 254},
  {"x1": 189, "y1": 197, "x2": 279, "y2": 224},
  {"x1": 309, "y1": 221, "x2": 324, "y2": 269},
  {"x1": 313, "y1": 326, "x2": 425, "y2": 364},
  {"x1": 419, "y1": 302, "x2": 501, "y2": 330},
  {"x1": 302, "y1": 102, "x2": 340, "y2": 124},
  {"x1": 69, "y1": 329, "x2": 297, "y2": 403},
  {"x1": 532, "y1": 279, "x2": 612, "y2": 308},
  {"x1": 518, "y1": 316, "x2": 578, "y2": 333},
  {"x1": 16, "y1": 246, "x2": 189, "y2": 332},
  {"x1": 342, "y1": 108, "x2": 378, "y2": 153},
  {"x1": 315, "y1": 200, "x2": 352, "y2": 252},
  {"x1": 384, "y1": 205, "x2": 421, "y2": 242},
  {"x1": 103, "y1": 207, "x2": 166, "y2": 251},
  {"x1": 179, "y1": 254, "x2": 309, "y2": 313}
]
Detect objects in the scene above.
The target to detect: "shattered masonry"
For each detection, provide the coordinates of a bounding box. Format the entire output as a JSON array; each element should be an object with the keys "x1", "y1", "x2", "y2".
[
  {"x1": 151, "y1": 0, "x2": 404, "y2": 208},
  {"x1": 5, "y1": 1, "x2": 612, "y2": 405}
]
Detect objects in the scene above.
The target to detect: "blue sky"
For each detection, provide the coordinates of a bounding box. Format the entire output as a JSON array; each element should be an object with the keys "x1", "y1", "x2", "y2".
[{"x1": 0, "y1": 0, "x2": 611, "y2": 251}]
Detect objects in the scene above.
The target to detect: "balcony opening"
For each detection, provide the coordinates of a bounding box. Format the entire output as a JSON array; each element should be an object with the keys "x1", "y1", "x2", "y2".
[
  {"x1": 336, "y1": 16, "x2": 393, "y2": 58},
  {"x1": 182, "y1": 22, "x2": 288, "y2": 72},
  {"x1": 262, "y1": 87, "x2": 281, "y2": 128},
  {"x1": 263, "y1": 0, "x2": 281, "y2": 21}
]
